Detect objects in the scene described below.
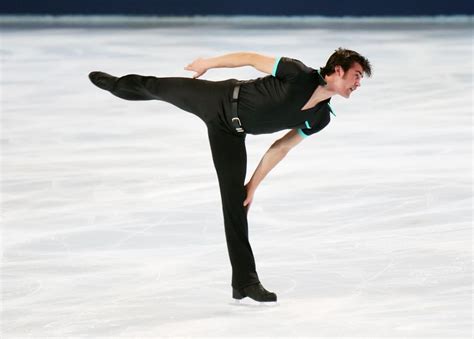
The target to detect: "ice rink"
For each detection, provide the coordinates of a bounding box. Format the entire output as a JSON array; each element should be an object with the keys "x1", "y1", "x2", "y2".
[{"x1": 1, "y1": 16, "x2": 472, "y2": 338}]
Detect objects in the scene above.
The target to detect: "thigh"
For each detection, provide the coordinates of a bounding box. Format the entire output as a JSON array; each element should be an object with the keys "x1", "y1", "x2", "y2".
[
  {"x1": 207, "y1": 126, "x2": 247, "y2": 202},
  {"x1": 113, "y1": 75, "x2": 233, "y2": 123},
  {"x1": 145, "y1": 77, "x2": 232, "y2": 123}
]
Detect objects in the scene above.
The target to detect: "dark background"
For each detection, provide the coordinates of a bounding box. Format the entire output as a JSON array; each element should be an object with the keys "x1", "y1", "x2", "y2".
[{"x1": 1, "y1": 0, "x2": 472, "y2": 16}]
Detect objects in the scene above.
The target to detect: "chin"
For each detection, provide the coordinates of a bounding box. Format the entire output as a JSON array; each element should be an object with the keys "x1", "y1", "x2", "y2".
[
  {"x1": 346, "y1": 89, "x2": 356, "y2": 98},
  {"x1": 337, "y1": 89, "x2": 352, "y2": 99}
]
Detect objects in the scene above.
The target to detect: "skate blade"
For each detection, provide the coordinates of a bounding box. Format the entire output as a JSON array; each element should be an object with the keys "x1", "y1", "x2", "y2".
[{"x1": 231, "y1": 298, "x2": 279, "y2": 307}]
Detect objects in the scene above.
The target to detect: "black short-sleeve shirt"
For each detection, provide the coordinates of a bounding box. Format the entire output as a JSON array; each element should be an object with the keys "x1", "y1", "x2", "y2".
[{"x1": 237, "y1": 57, "x2": 335, "y2": 137}]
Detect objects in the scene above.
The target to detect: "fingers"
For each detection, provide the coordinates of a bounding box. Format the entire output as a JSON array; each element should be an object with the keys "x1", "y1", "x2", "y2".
[
  {"x1": 194, "y1": 70, "x2": 206, "y2": 79},
  {"x1": 184, "y1": 67, "x2": 201, "y2": 79},
  {"x1": 184, "y1": 63, "x2": 195, "y2": 72},
  {"x1": 184, "y1": 59, "x2": 199, "y2": 71},
  {"x1": 244, "y1": 200, "x2": 252, "y2": 215},
  {"x1": 184, "y1": 64, "x2": 203, "y2": 78}
]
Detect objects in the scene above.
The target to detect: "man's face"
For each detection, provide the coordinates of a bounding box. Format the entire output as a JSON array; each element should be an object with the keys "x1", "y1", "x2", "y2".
[{"x1": 335, "y1": 63, "x2": 364, "y2": 98}]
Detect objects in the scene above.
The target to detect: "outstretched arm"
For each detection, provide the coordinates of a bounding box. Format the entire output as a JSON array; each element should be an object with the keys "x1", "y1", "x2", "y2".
[
  {"x1": 244, "y1": 129, "x2": 304, "y2": 211},
  {"x1": 185, "y1": 52, "x2": 275, "y2": 78}
]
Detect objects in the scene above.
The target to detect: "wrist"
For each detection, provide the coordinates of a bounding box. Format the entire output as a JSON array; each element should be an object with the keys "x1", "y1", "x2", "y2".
[
  {"x1": 246, "y1": 181, "x2": 258, "y2": 194},
  {"x1": 204, "y1": 57, "x2": 218, "y2": 70}
]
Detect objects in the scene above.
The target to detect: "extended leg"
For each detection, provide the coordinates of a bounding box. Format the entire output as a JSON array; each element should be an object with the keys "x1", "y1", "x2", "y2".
[{"x1": 89, "y1": 72, "x2": 230, "y2": 123}]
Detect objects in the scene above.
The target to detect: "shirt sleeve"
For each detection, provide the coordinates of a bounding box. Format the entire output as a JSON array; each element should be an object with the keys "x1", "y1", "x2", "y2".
[{"x1": 271, "y1": 57, "x2": 313, "y2": 82}]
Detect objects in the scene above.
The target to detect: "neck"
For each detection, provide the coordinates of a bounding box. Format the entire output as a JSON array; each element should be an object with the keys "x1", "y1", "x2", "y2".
[
  {"x1": 314, "y1": 76, "x2": 336, "y2": 101},
  {"x1": 319, "y1": 75, "x2": 336, "y2": 100}
]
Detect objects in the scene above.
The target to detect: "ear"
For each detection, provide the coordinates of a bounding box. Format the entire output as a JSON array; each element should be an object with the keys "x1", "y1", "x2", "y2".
[{"x1": 335, "y1": 65, "x2": 344, "y2": 77}]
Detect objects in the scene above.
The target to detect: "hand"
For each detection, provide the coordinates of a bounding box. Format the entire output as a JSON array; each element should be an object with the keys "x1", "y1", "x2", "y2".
[
  {"x1": 184, "y1": 57, "x2": 208, "y2": 79},
  {"x1": 243, "y1": 184, "x2": 254, "y2": 213}
]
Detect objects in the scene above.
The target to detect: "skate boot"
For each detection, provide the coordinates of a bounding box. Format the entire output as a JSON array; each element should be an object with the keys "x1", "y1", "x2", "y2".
[
  {"x1": 233, "y1": 283, "x2": 277, "y2": 302},
  {"x1": 88, "y1": 71, "x2": 117, "y2": 91}
]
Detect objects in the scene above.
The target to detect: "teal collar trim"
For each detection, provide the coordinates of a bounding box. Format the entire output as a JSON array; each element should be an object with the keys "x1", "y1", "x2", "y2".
[{"x1": 328, "y1": 103, "x2": 336, "y2": 117}]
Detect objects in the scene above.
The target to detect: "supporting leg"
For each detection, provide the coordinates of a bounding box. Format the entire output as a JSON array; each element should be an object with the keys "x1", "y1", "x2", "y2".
[{"x1": 207, "y1": 125, "x2": 260, "y2": 290}]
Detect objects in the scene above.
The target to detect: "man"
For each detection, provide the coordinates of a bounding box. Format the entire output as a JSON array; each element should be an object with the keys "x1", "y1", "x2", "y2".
[{"x1": 89, "y1": 48, "x2": 372, "y2": 303}]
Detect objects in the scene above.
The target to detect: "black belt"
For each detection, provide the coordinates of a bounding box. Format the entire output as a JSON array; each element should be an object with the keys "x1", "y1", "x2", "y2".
[{"x1": 230, "y1": 83, "x2": 244, "y2": 133}]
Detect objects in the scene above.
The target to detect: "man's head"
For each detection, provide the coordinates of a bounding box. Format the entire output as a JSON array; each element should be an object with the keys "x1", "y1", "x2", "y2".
[{"x1": 321, "y1": 48, "x2": 372, "y2": 98}]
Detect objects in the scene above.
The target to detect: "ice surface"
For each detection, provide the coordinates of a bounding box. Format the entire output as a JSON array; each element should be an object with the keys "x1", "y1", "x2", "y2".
[{"x1": 1, "y1": 17, "x2": 472, "y2": 338}]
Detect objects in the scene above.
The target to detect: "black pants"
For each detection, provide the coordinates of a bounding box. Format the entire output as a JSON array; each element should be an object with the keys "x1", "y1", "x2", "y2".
[{"x1": 108, "y1": 74, "x2": 260, "y2": 289}]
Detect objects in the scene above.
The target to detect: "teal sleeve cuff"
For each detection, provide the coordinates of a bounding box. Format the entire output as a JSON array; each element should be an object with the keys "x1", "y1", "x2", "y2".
[
  {"x1": 271, "y1": 57, "x2": 281, "y2": 77},
  {"x1": 297, "y1": 128, "x2": 309, "y2": 139}
]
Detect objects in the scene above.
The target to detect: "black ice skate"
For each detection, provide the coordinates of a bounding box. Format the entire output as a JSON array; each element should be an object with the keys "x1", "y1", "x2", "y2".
[
  {"x1": 88, "y1": 71, "x2": 117, "y2": 92},
  {"x1": 233, "y1": 283, "x2": 277, "y2": 302}
]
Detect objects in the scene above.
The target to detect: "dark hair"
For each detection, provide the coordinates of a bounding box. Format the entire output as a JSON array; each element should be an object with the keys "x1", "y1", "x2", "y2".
[{"x1": 320, "y1": 48, "x2": 372, "y2": 77}]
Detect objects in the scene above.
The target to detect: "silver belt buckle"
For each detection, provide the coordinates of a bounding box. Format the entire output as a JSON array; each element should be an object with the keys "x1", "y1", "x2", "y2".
[{"x1": 232, "y1": 117, "x2": 244, "y2": 133}]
